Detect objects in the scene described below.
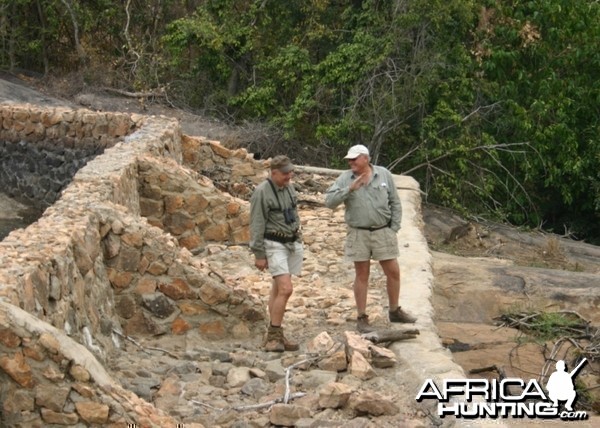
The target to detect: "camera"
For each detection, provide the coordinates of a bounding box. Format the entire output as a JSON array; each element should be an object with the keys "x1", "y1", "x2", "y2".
[{"x1": 283, "y1": 207, "x2": 296, "y2": 224}]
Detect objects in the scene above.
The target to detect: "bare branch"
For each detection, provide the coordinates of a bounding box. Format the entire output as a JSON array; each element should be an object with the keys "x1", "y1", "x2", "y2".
[
  {"x1": 401, "y1": 141, "x2": 533, "y2": 176},
  {"x1": 101, "y1": 87, "x2": 166, "y2": 99},
  {"x1": 112, "y1": 329, "x2": 179, "y2": 359},
  {"x1": 60, "y1": 0, "x2": 86, "y2": 64}
]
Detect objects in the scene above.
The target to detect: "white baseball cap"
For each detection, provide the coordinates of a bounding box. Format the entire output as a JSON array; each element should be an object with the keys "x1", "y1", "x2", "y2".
[{"x1": 344, "y1": 144, "x2": 370, "y2": 159}]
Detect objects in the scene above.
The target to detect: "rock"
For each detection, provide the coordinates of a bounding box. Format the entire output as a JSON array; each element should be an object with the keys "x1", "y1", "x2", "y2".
[
  {"x1": 317, "y1": 382, "x2": 353, "y2": 409},
  {"x1": 369, "y1": 344, "x2": 397, "y2": 368},
  {"x1": 349, "y1": 391, "x2": 399, "y2": 416},
  {"x1": 269, "y1": 403, "x2": 311, "y2": 426},
  {"x1": 226, "y1": 366, "x2": 251, "y2": 388},
  {"x1": 348, "y1": 351, "x2": 376, "y2": 380}
]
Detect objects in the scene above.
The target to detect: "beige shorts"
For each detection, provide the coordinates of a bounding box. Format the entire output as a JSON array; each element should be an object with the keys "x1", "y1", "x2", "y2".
[
  {"x1": 265, "y1": 240, "x2": 304, "y2": 277},
  {"x1": 344, "y1": 227, "x2": 399, "y2": 262}
]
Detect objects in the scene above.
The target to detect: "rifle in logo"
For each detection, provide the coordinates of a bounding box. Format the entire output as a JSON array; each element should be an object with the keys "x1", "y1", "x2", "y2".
[{"x1": 546, "y1": 358, "x2": 587, "y2": 411}]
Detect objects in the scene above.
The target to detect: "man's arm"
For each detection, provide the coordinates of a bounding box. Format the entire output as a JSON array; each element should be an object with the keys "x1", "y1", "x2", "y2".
[
  {"x1": 325, "y1": 172, "x2": 354, "y2": 209},
  {"x1": 249, "y1": 189, "x2": 267, "y2": 259},
  {"x1": 387, "y1": 171, "x2": 402, "y2": 232}
]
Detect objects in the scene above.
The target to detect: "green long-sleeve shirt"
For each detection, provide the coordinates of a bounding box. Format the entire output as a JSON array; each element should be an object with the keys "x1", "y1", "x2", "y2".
[
  {"x1": 324, "y1": 165, "x2": 402, "y2": 232},
  {"x1": 249, "y1": 179, "x2": 301, "y2": 259}
]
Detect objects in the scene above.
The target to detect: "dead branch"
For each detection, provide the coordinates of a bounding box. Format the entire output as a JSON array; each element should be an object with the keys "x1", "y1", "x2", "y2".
[
  {"x1": 284, "y1": 357, "x2": 319, "y2": 404},
  {"x1": 101, "y1": 86, "x2": 165, "y2": 99},
  {"x1": 401, "y1": 142, "x2": 533, "y2": 177},
  {"x1": 190, "y1": 400, "x2": 224, "y2": 411},
  {"x1": 232, "y1": 392, "x2": 307, "y2": 411},
  {"x1": 60, "y1": 0, "x2": 86, "y2": 63},
  {"x1": 193, "y1": 392, "x2": 310, "y2": 412},
  {"x1": 361, "y1": 328, "x2": 420, "y2": 343},
  {"x1": 112, "y1": 329, "x2": 179, "y2": 359},
  {"x1": 541, "y1": 336, "x2": 587, "y2": 382},
  {"x1": 495, "y1": 310, "x2": 590, "y2": 331},
  {"x1": 495, "y1": 310, "x2": 599, "y2": 385},
  {"x1": 122, "y1": 0, "x2": 140, "y2": 70},
  {"x1": 394, "y1": 141, "x2": 541, "y2": 217},
  {"x1": 190, "y1": 358, "x2": 317, "y2": 412}
]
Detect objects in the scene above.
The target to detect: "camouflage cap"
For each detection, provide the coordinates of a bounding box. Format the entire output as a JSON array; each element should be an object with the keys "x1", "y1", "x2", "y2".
[{"x1": 270, "y1": 155, "x2": 294, "y2": 173}]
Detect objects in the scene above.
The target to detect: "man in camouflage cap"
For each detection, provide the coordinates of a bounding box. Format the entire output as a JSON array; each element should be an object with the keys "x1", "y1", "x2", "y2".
[{"x1": 250, "y1": 155, "x2": 303, "y2": 352}]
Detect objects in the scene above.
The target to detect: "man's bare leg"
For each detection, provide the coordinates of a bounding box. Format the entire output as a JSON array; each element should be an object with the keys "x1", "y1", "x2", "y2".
[
  {"x1": 353, "y1": 261, "x2": 371, "y2": 315},
  {"x1": 379, "y1": 258, "x2": 400, "y2": 310},
  {"x1": 269, "y1": 274, "x2": 293, "y2": 326}
]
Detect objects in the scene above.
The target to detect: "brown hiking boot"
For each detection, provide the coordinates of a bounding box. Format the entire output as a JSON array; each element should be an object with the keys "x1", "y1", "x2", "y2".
[
  {"x1": 389, "y1": 307, "x2": 416, "y2": 323},
  {"x1": 357, "y1": 314, "x2": 375, "y2": 333},
  {"x1": 263, "y1": 325, "x2": 285, "y2": 352}
]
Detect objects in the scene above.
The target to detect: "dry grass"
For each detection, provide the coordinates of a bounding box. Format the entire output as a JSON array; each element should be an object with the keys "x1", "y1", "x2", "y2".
[{"x1": 542, "y1": 236, "x2": 564, "y2": 260}]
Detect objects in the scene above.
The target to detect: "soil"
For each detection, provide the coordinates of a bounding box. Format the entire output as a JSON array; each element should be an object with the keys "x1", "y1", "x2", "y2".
[{"x1": 2, "y1": 71, "x2": 600, "y2": 421}]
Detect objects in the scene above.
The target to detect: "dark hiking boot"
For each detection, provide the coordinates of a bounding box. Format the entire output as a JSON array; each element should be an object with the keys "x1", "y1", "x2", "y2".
[
  {"x1": 263, "y1": 326, "x2": 285, "y2": 352},
  {"x1": 357, "y1": 314, "x2": 375, "y2": 333},
  {"x1": 389, "y1": 307, "x2": 417, "y2": 323}
]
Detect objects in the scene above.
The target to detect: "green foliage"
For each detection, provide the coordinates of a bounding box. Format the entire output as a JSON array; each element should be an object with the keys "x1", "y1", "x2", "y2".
[
  {"x1": 529, "y1": 312, "x2": 582, "y2": 341},
  {"x1": 231, "y1": 44, "x2": 312, "y2": 117},
  {"x1": 471, "y1": 0, "x2": 600, "y2": 239},
  {"x1": 2, "y1": 0, "x2": 600, "y2": 242},
  {"x1": 0, "y1": 0, "x2": 47, "y2": 71},
  {"x1": 503, "y1": 310, "x2": 584, "y2": 342}
]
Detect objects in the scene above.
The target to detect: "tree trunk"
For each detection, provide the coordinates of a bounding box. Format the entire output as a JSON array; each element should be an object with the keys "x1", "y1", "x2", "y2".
[
  {"x1": 7, "y1": 2, "x2": 17, "y2": 72},
  {"x1": 60, "y1": 0, "x2": 87, "y2": 66},
  {"x1": 35, "y1": 0, "x2": 49, "y2": 75}
]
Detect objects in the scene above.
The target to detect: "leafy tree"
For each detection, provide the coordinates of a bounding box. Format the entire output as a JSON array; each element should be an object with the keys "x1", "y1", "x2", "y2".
[
  {"x1": 471, "y1": 0, "x2": 600, "y2": 239},
  {"x1": 2, "y1": 0, "x2": 600, "y2": 241}
]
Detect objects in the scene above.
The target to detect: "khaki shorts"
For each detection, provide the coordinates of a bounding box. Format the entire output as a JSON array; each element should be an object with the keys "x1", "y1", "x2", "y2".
[
  {"x1": 344, "y1": 227, "x2": 399, "y2": 262},
  {"x1": 265, "y1": 240, "x2": 304, "y2": 277}
]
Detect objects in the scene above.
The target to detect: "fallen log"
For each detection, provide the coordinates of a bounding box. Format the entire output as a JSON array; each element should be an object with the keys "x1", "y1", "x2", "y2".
[
  {"x1": 101, "y1": 86, "x2": 165, "y2": 99},
  {"x1": 361, "y1": 328, "x2": 420, "y2": 343}
]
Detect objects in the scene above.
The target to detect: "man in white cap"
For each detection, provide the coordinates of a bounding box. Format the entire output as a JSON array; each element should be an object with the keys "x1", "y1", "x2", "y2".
[
  {"x1": 325, "y1": 145, "x2": 416, "y2": 332},
  {"x1": 250, "y1": 155, "x2": 303, "y2": 351}
]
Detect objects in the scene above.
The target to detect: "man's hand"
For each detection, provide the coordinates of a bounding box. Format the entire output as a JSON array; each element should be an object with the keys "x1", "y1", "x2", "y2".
[
  {"x1": 349, "y1": 173, "x2": 369, "y2": 192},
  {"x1": 255, "y1": 258, "x2": 268, "y2": 271}
]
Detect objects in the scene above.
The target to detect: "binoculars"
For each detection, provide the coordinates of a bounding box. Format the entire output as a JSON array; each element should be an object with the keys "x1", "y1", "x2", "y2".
[{"x1": 283, "y1": 207, "x2": 296, "y2": 225}]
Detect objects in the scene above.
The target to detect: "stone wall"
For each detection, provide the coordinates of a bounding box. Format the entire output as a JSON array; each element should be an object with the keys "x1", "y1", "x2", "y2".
[
  {"x1": 0, "y1": 105, "x2": 138, "y2": 211},
  {"x1": 139, "y1": 154, "x2": 251, "y2": 254},
  {"x1": 182, "y1": 134, "x2": 266, "y2": 199},
  {"x1": 0, "y1": 301, "x2": 181, "y2": 427},
  {"x1": 0, "y1": 103, "x2": 270, "y2": 426}
]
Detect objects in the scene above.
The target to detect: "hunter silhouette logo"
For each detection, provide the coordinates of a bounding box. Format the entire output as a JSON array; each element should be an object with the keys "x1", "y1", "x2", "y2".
[
  {"x1": 546, "y1": 358, "x2": 586, "y2": 412},
  {"x1": 415, "y1": 358, "x2": 589, "y2": 420}
]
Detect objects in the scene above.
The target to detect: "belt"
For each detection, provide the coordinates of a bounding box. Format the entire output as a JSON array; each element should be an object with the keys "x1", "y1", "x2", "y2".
[
  {"x1": 264, "y1": 232, "x2": 298, "y2": 243},
  {"x1": 354, "y1": 224, "x2": 389, "y2": 232}
]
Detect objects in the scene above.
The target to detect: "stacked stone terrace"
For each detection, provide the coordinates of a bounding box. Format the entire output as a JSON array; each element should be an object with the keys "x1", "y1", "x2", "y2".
[
  {"x1": 0, "y1": 104, "x2": 271, "y2": 426},
  {"x1": 0, "y1": 107, "x2": 136, "y2": 211}
]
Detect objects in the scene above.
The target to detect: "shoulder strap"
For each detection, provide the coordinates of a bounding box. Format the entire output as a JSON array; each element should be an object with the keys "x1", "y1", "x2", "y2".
[
  {"x1": 267, "y1": 179, "x2": 296, "y2": 209},
  {"x1": 285, "y1": 186, "x2": 296, "y2": 207},
  {"x1": 266, "y1": 178, "x2": 282, "y2": 211}
]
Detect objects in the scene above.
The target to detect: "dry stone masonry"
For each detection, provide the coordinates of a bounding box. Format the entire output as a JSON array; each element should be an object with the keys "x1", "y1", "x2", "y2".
[
  {"x1": 0, "y1": 101, "x2": 477, "y2": 427},
  {"x1": 0, "y1": 103, "x2": 270, "y2": 426},
  {"x1": 0, "y1": 105, "x2": 137, "y2": 211}
]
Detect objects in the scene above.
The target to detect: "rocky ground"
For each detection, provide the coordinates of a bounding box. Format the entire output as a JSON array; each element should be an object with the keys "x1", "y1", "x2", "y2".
[
  {"x1": 424, "y1": 204, "x2": 600, "y2": 418},
  {"x1": 2, "y1": 72, "x2": 600, "y2": 426},
  {"x1": 99, "y1": 188, "x2": 430, "y2": 427}
]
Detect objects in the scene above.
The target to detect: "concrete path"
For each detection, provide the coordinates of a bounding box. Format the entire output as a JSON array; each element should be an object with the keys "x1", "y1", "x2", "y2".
[{"x1": 391, "y1": 175, "x2": 472, "y2": 422}]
